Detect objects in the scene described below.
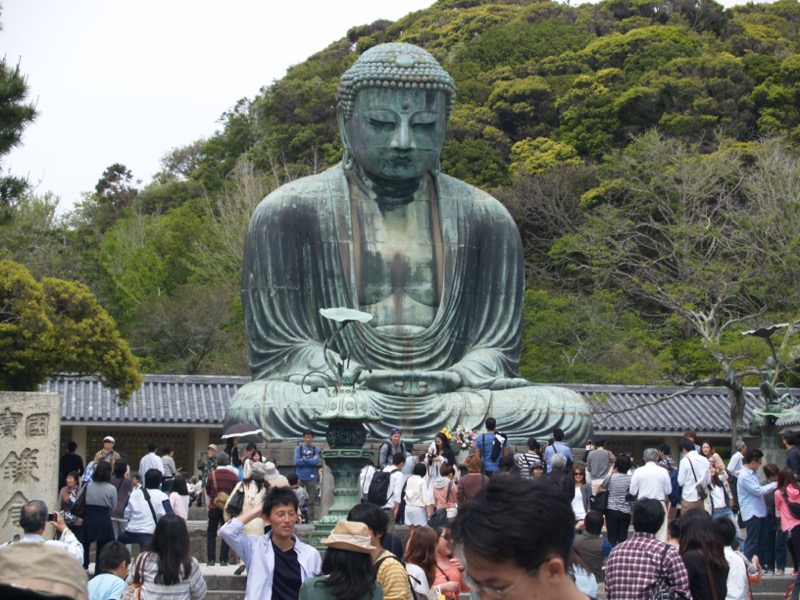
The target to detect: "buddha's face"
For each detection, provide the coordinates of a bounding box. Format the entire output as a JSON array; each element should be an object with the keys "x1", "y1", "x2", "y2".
[{"x1": 344, "y1": 88, "x2": 446, "y2": 181}]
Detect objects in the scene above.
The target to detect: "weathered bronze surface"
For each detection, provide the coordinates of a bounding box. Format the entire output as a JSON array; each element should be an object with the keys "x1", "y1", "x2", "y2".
[{"x1": 224, "y1": 43, "x2": 592, "y2": 445}]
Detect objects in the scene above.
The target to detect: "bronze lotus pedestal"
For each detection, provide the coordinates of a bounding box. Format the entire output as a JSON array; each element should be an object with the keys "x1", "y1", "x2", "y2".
[{"x1": 307, "y1": 308, "x2": 380, "y2": 546}]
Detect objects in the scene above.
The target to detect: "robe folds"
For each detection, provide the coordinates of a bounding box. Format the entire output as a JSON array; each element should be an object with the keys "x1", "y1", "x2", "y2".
[{"x1": 224, "y1": 164, "x2": 592, "y2": 445}]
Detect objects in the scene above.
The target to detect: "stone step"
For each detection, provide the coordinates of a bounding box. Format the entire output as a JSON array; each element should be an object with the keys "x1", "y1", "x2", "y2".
[
  {"x1": 751, "y1": 575, "x2": 794, "y2": 593},
  {"x1": 188, "y1": 506, "x2": 207, "y2": 520},
  {"x1": 205, "y1": 592, "x2": 245, "y2": 600},
  {"x1": 202, "y1": 572, "x2": 247, "y2": 590}
]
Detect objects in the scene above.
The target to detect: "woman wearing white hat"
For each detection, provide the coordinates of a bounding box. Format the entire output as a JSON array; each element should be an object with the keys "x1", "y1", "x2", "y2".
[
  {"x1": 299, "y1": 520, "x2": 384, "y2": 600},
  {"x1": 263, "y1": 461, "x2": 290, "y2": 489}
]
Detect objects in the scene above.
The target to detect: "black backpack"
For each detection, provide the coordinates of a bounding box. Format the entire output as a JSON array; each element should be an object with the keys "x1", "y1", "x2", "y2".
[
  {"x1": 367, "y1": 468, "x2": 398, "y2": 506},
  {"x1": 395, "y1": 480, "x2": 409, "y2": 525},
  {"x1": 491, "y1": 432, "x2": 507, "y2": 462}
]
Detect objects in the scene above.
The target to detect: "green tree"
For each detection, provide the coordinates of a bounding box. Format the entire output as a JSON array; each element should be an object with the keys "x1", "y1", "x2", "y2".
[
  {"x1": 74, "y1": 163, "x2": 140, "y2": 236},
  {"x1": 497, "y1": 164, "x2": 595, "y2": 286},
  {"x1": 0, "y1": 260, "x2": 54, "y2": 391},
  {"x1": 520, "y1": 288, "x2": 662, "y2": 384},
  {"x1": 0, "y1": 15, "x2": 37, "y2": 214},
  {"x1": 0, "y1": 193, "x2": 80, "y2": 280},
  {"x1": 41, "y1": 276, "x2": 142, "y2": 400},
  {"x1": 130, "y1": 283, "x2": 242, "y2": 375},
  {"x1": 551, "y1": 133, "x2": 800, "y2": 442},
  {"x1": 0, "y1": 260, "x2": 141, "y2": 401},
  {"x1": 510, "y1": 137, "x2": 584, "y2": 176}
]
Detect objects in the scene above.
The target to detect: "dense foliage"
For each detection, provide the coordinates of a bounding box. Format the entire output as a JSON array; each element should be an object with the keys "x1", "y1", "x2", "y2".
[
  {"x1": 3, "y1": 0, "x2": 800, "y2": 421},
  {"x1": 0, "y1": 9, "x2": 36, "y2": 216},
  {"x1": 0, "y1": 260, "x2": 142, "y2": 401}
]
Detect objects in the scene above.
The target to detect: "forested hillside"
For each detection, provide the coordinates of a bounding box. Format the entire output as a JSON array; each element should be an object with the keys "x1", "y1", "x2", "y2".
[{"x1": 4, "y1": 0, "x2": 800, "y2": 392}]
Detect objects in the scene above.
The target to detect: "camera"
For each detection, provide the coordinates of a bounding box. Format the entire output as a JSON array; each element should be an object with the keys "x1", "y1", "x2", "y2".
[{"x1": 47, "y1": 512, "x2": 58, "y2": 522}]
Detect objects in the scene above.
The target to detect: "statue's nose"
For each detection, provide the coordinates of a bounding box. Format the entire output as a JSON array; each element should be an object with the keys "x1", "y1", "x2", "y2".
[{"x1": 390, "y1": 121, "x2": 415, "y2": 150}]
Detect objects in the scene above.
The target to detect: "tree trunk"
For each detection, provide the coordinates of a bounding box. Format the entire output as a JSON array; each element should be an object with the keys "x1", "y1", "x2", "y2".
[{"x1": 728, "y1": 383, "x2": 746, "y2": 450}]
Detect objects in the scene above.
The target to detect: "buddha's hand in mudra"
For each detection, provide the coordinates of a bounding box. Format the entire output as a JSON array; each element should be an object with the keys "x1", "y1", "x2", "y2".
[{"x1": 363, "y1": 370, "x2": 462, "y2": 396}]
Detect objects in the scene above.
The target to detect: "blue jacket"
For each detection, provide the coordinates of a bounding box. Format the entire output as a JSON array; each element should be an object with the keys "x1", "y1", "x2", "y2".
[{"x1": 294, "y1": 444, "x2": 321, "y2": 481}]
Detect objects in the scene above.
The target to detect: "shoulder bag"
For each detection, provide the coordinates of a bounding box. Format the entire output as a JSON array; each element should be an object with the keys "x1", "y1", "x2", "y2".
[
  {"x1": 141, "y1": 487, "x2": 159, "y2": 524},
  {"x1": 428, "y1": 481, "x2": 453, "y2": 527},
  {"x1": 226, "y1": 483, "x2": 245, "y2": 517},
  {"x1": 121, "y1": 552, "x2": 147, "y2": 600},
  {"x1": 589, "y1": 475, "x2": 611, "y2": 514},
  {"x1": 211, "y1": 469, "x2": 230, "y2": 510},
  {"x1": 650, "y1": 543, "x2": 678, "y2": 600},
  {"x1": 688, "y1": 457, "x2": 708, "y2": 500},
  {"x1": 781, "y1": 487, "x2": 800, "y2": 519},
  {"x1": 71, "y1": 483, "x2": 87, "y2": 517}
]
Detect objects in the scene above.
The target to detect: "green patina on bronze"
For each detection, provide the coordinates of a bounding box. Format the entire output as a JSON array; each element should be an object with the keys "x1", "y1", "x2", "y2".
[{"x1": 224, "y1": 43, "x2": 593, "y2": 446}]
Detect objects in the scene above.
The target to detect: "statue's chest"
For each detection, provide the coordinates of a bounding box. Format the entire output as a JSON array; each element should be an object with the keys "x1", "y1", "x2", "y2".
[{"x1": 351, "y1": 195, "x2": 443, "y2": 329}]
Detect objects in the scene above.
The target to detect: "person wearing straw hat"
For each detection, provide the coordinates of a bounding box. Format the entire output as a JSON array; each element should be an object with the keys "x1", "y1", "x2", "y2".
[
  {"x1": 299, "y1": 520, "x2": 384, "y2": 600},
  {"x1": 0, "y1": 540, "x2": 89, "y2": 600},
  {"x1": 347, "y1": 503, "x2": 413, "y2": 600}
]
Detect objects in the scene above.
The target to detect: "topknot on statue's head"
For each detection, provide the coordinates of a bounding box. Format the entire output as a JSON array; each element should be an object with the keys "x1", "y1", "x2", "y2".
[{"x1": 337, "y1": 43, "x2": 456, "y2": 121}]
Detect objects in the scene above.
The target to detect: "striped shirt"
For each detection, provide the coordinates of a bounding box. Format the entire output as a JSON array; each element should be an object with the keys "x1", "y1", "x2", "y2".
[
  {"x1": 606, "y1": 472, "x2": 633, "y2": 514},
  {"x1": 374, "y1": 550, "x2": 413, "y2": 600},
  {"x1": 515, "y1": 452, "x2": 543, "y2": 478},
  {"x1": 128, "y1": 552, "x2": 207, "y2": 600}
]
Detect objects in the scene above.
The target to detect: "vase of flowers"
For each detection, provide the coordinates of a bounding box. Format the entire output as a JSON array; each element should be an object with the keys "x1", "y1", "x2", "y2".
[{"x1": 452, "y1": 426, "x2": 478, "y2": 464}]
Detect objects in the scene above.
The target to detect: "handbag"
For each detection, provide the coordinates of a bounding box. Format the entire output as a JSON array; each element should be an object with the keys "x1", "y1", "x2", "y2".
[
  {"x1": 650, "y1": 543, "x2": 678, "y2": 600},
  {"x1": 71, "y1": 484, "x2": 87, "y2": 517},
  {"x1": 121, "y1": 553, "x2": 147, "y2": 600},
  {"x1": 688, "y1": 458, "x2": 708, "y2": 500},
  {"x1": 428, "y1": 508, "x2": 448, "y2": 527},
  {"x1": 428, "y1": 481, "x2": 454, "y2": 527},
  {"x1": 226, "y1": 485, "x2": 245, "y2": 517},
  {"x1": 589, "y1": 476, "x2": 611, "y2": 513},
  {"x1": 781, "y1": 488, "x2": 800, "y2": 519},
  {"x1": 211, "y1": 470, "x2": 230, "y2": 510}
]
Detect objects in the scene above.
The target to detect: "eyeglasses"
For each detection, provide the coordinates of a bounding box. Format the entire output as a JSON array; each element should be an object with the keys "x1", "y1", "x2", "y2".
[
  {"x1": 464, "y1": 559, "x2": 548, "y2": 598},
  {"x1": 573, "y1": 472, "x2": 584, "y2": 476}
]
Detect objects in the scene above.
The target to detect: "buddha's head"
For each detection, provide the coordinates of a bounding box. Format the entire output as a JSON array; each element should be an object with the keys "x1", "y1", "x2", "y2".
[{"x1": 337, "y1": 43, "x2": 456, "y2": 183}]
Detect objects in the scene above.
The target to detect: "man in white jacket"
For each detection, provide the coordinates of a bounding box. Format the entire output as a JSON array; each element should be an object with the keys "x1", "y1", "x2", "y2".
[{"x1": 221, "y1": 487, "x2": 321, "y2": 600}]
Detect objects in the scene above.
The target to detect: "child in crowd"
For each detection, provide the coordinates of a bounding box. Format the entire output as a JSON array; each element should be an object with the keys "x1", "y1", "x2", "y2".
[
  {"x1": 288, "y1": 472, "x2": 310, "y2": 523},
  {"x1": 88, "y1": 541, "x2": 131, "y2": 600},
  {"x1": 131, "y1": 473, "x2": 141, "y2": 490}
]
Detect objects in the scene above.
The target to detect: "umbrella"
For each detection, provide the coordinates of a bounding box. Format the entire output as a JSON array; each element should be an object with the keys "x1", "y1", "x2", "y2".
[{"x1": 221, "y1": 422, "x2": 264, "y2": 439}]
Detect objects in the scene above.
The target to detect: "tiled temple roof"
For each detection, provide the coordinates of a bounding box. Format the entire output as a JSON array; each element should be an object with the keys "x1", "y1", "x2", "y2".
[{"x1": 42, "y1": 375, "x2": 798, "y2": 433}]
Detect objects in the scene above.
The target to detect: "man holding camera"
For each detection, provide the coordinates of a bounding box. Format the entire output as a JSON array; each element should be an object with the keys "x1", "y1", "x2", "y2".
[{"x1": 0, "y1": 500, "x2": 83, "y2": 563}]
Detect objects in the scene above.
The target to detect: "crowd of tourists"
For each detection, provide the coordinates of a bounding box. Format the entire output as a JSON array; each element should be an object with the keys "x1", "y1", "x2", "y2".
[{"x1": 7, "y1": 423, "x2": 800, "y2": 600}]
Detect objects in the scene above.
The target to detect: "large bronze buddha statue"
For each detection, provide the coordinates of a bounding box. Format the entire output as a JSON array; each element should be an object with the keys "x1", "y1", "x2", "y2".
[{"x1": 224, "y1": 43, "x2": 592, "y2": 445}]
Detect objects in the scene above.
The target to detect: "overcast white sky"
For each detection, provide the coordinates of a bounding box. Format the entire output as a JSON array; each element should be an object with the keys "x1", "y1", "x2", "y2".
[
  {"x1": 1, "y1": 0, "x2": 757, "y2": 212},
  {"x1": 2, "y1": 0, "x2": 436, "y2": 211}
]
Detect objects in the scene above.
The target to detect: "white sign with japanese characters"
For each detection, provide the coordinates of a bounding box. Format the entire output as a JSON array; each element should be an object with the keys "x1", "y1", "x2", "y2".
[{"x1": 0, "y1": 392, "x2": 60, "y2": 543}]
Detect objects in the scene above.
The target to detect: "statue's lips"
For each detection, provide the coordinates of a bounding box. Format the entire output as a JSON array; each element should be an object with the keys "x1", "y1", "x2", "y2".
[{"x1": 373, "y1": 148, "x2": 434, "y2": 166}]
